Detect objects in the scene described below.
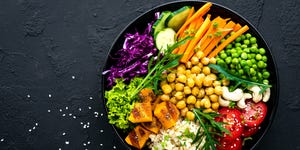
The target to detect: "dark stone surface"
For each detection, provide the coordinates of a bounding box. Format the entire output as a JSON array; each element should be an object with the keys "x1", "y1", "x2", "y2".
[{"x1": 0, "y1": 0, "x2": 299, "y2": 149}]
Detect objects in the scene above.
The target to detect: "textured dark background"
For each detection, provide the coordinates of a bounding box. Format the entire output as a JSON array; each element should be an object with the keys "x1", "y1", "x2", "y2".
[{"x1": 0, "y1": 0, "x2": 299, "y2": 150}]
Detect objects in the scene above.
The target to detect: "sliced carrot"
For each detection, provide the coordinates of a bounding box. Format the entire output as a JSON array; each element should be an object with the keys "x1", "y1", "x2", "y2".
[
  {"x1": 208, "y1": 25, "x2": 249, "y2": 58},
  {"x1": 177, "y1": 20, "x2": 198, "y2": 54},
  {"x1": 176, "y1": 6, "x2": 195, "y2": 37},
  {"x1": 202, "y1": 21, "x2": 236, "y2": 57},
  {"x1": 180, "y1": 14, "x2": 211, "y2": 63},
  {"x1": 198, "y1": 16, "x2": 228, "y2": 52},
  {"x1": 233, "y1": 23, "x2": 242, "y2": 32},
  {"x1": 176, "y1": 2, "x2": 212, "y2": 38}
]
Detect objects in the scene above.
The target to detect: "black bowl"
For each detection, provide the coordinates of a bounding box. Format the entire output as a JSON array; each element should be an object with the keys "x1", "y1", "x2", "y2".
[{"x1": 102, "y1": 1, "x2": 279, "y2": 149}]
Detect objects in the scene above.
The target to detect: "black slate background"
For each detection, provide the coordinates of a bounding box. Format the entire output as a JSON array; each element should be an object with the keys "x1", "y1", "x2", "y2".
[{"x1": 0, "y1": 0, "x2": 299, "y2": 150}]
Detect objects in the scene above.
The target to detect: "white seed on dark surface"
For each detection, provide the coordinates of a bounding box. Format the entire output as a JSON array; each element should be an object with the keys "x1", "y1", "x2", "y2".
[
  {"x1": 65, "y1": 141, "x2": 69, "y2": 145},
  {"x1": 89, "y1": 97, "x2": 93, "y2": 100},
  {"x1": 100, "y1": 143, "x2": 103, "y2": 146},
  {"x1": 72, "y1": 76, "x2": 75, "y2": 79},
  {"x1": 27, "y1": 94, "x2": 31, "y2": 98},
  {"x1": 48, "y1": 94, "x2": 52, "y2": 98},
  {"x1": 48, "y1": 109, "x2": 51, "y2": 113},
  {"x1": 1, "y1": 138, "x2": 4, "y2": 142}
]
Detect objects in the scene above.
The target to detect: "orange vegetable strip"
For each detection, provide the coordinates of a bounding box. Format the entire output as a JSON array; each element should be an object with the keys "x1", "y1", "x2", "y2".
[
  {"x1": 177, "y1": 21, "x2": 198, "y2": 54},
  {"x1": 180, "y1": 15, "x2": 211, "y2": 63},
  {"x1": 176, "y1": 7, "x2": 195, "y2": 37},
  {"x1": 202, "y1": 21, "x2": 236, "y2": 57},
  {"x1": 233, "y1": 23, "x2": 242, "y2": 32},
  {"x1": 176, "y1": 2, "x2": 212, "y2": 38},
  {"x1": 208, "y1": 25, "x2": 249, "y2": 58},
  {"x1": 199, "y1": 16, "x2": 227, "y2": 52}
]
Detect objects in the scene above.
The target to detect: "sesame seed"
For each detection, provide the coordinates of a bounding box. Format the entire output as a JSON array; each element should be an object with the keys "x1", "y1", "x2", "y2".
[
  {"x1": 80, "y1": 122, "x2": 83, "y2": 125},
  {"x1": 73, "y1": 116, "x2": 76, "y2": 119},
  {"x1": 32, "y1": 126, "x2": 36, "y2": 130},
  {"x1": 113, "y1": 146, "x2": 116, "y2": 149},
  {"x1": 1, "y1": 138, "x2": 4, "y2": 142},
  {"x1": 62, "y1": 132, "x2": 66, "y2": 136},
  {"x1": 29, "y1": 129, "x2": 32, "y2": 132},
  {"x1": 100, "y1": 130, "x2": 103, "y2": 133},
  {"x1": 65, "y1": 107, "x2": 68, "y2": 110},
  {"x1": 83, "y1": 143, "x2": 86, "y2": 146},
  {"x1": 62, "y1": 114, "x2": 66, "y2": 117},
  {"x1": 87, "y1": 141, "x2": 90, "y2": 144},
  {"x1": 69, "y1": 113, "x2": 72, "y2": 116},
  {"x1": 78, "y1": 108, "x2": 82, "y2": 111},
  {"x1": 88, "y1": 106, "x2": 91, "y2": 110},
  {"x1": 65, "y1": 141, "x2": 69, "y2": 145},
  {"x1": 27, "y1": 94, "x2": 31, "y2": 98},
  {"x1": 35, "y1": 123, "x2": 39, "y2": 126},
  {"x1": 89, "y1": 97, "x2": 93, "y2": 100},
  {"x1": 87, "y1": 122, "x2": 90, "y2": 125},
  {"x1": 59, "y1": 109, "x2": 62, "y2": 112},
  {"x1": 48, "y1": 109, "x2": 51, "y2": 113},
  {"x1": 100, "y1": 113, "x2": 103, "y2": 116},
  {"x1": 100, "y1": 144, "x2": 103, "y2": 146},
  {"x1": 58, "y1": 148, "x2": 62, "y2": 150},
  {"x1": 48, "y1": 94, "x2": 52, "y2": 98},
  {"x1": 72, "y1": 76, "x2": 75, "y2": 79}
]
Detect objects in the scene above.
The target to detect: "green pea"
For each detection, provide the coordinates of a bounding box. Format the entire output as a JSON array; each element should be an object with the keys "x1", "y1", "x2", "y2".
[
  {"x1": 235, "y1": 37, "x2": 242, "y2": 42},
  {"x1": 251, "y1": 76, "x2": 258, "y2": 82},
  {"x1": 230, "y1": 64, "x2": 235, "y2": 69},
  {"x1": 263, "y1": 62, "x2": 268, "y2": 68},
  {"x1": 251, "y1": 53, "x2": 256, "y2": 58},
  {"x1": 244, "y1": 48, "x2": 250, "y2": 53},
  {"x1": 241, "y1": 35, "x2": 246, "y2": 40},
  {"x1": 263, "y1": 79, "x2": 269, "y2": 84},
  {"x1": 246, "y1": 60, "x2": 252, "y2": 66},
  {"x1": 241, "y1": 52, "x2": 248, "y2": 59},
  {"x1": 241, "y1": 44, "x2": 248, "y2": 49},
  {"x1": 226, "y1": 44, "x2": 233, "y2": 49},
  {"x1": 225, "y1": 57, "x2": 232, "y2": 64},
  {"x1": 246, "y1": 33, "x2": 252, "y2": 39},
  {"x1": 252, "y1": 64, "x2": 257, "y2": 69},
  {"x1": 247, "y1": 54, "x2": 252, "y2": 59},
  {"x1": 235, "y1": 43, "x2": 242, "y2": 47},
  {"x1": 244, "y1": 39, "x2": 250, "y2": 45},
  {"x1": 240, "y1": 60, "x2": 247, "y2": 67},
  {"x1": 252, "y1": 43, "x2": 258, "y2": 48},
  {"x1": 220, "y1": 53, "x2": 227, "y2": 59},
  {"x1": 257, "y1": 72, "x2": 263, "y2": 80},
  {"x1": 263, "y1": 71, "x2": 270, "y2": 78},
  {"x1": 238, "y1": 69, "x2": 244, "y2": 75},
  {"x1": 251, "y1": 59, "x2": 256, "y2": 64},
  {"x1": 232, "y1": 58, "x2": 239, "y2": 64},
  {"x1": 232, "y1": 53, "x2": 239, "y2": 58},
  {"x1": 257, "y1": 61, "x2": 265, "y2": 68},
  {"x1": 220, "y1": 38, "x2": 226, "y2": 43},
  {"x1": 250, "y1": 37, "x2": 257, "y2": 44},
  {"x1": 250, "y1": 47, "x2": 257, "y2": 53},
  {"x1": 230, "y1": 31, "x2": 236, "y2": 36},
  {"x1": 259, "y1": 48, "x2": 266, "y2": 55},
  {"x1": 256, "y1": 54, "x2": 262, "y2": 60}
]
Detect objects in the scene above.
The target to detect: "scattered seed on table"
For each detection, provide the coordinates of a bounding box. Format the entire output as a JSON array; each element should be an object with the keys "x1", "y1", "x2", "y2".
[
  {"x1": 48, "y1": 94, "x2": 52, "y2": 98},
  {"x1": 65, "y1": 141, "x2": 69, "y2": 145},
  {"x1": 27, "y1": 94, "x2": 31, "y2": 98},
  {"x1": 72, "y1": 76, "x2": 75, "y2": 79}
]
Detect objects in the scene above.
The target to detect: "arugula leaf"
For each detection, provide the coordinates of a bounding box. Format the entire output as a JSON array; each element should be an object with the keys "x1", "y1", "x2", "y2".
[{"x1": 208, "y1": 64, "x2": 271, "y2": 93}]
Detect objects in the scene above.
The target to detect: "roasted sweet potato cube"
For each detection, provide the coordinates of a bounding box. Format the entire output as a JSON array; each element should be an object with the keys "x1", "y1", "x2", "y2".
[
  {"x1": 128, "y1": 102, "x2": 152, "y2": 123},
  {"x1": 141, "y1": 117, "x2": 162, "y2": 134},
  {"x1": 154, "y1": 101, "x2": 180, "y2": 129},
  {"x1": 125, "y1": 125, "x2": 151, "y2": 149},
  {"x1": 138, "y1": 88, "x2": 156, "y2": 102}
]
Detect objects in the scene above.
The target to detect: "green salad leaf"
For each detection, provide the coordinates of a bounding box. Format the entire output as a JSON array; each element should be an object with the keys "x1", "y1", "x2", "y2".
[{"x1": 105, "y1": 77, "x2": 142, "y2": 130}]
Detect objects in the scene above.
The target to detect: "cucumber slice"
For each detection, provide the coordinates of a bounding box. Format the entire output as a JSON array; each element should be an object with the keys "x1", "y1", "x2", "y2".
[
  {"x1": 166, "y1": 6, "x2": 191, "y2": 32},
  {"x1": 155, "y1": 28, "x2": 176, "y2": 52},
  {"x1": 152, "y1": 11, "x2": 171, "y2": 36}
]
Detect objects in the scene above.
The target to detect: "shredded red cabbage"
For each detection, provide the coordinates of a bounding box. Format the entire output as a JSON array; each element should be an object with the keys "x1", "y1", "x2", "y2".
[{"x1": 103, "y1": 20, "x2": 158, "y2": 87}]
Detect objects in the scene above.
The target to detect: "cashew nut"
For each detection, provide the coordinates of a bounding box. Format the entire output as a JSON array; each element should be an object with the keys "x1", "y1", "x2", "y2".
[
  {"x1": 262, "y1": 88, "x2": 271, "y2": 102},
  {"x1": 248, "y1": 86, "x2": 263, "y2": 103},
  {"x1": 218, "y1": 96, "x2": 230, "y2": 107},
  {"x1": 237, "y1": 93, "x2": 252, "y2": 109},
  {"x1": 222, "y1": 86, "x2": 243, "y2": 101}
]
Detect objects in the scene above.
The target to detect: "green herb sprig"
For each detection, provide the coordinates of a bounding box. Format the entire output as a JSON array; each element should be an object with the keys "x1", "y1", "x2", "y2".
[
  {"x1": 192, "y1": 109, "x2": 230, "y2": 150},
  {"x1": 208, "y1": 64, "x2": 271, "y2": 93},
  {"x1": 130, "y1": 36, "x2": 193, "y2": 98}
]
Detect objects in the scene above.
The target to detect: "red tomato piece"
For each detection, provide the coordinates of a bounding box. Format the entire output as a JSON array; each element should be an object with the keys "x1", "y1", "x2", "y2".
[
  {"x1": 242, "y1": 126, "x2": 260, "y2": 137},
  {"x1": 217, "y1": 137, "x2": 242, "y2": 150},
  {"x1": 216, "y1": 108, "x2": 244, "y2": 141},
  {"x1": 241, "y1": 100, "x2": 267, "y2": 128}
]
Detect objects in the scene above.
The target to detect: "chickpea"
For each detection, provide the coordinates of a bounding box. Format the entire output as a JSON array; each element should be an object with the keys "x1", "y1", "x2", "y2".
[
  {"x1": 183, "y1": 86, "x2": 192, "y2": 95},
  {"x1": 195, "y1": 51, "x2": 204, "y2": 59},
  {"x1": 180, "y1": 107, "x2": 189, "y2": 117},
  {"x1": 214, "y1": 86, "x2": 223, "y2": 95},
  {"x1": 209, "y1": 94, "x2": 219, "y2": 103},
  {"x1": 197, "y1": 88, "x2": 205, "y2": 99},
  {"x1": 186, "y1": 95, "x2": 197, "y2": 104},
  {"x1": 177, "y1": 74, "x2": 187, "y2": 83},
  {"x1": 209, "y1": 57, "x2": 217, "y2": 64},
  {"x1": 195, "y1": 100, "x2": 201, "y2": 108},
  {"x1": 175, "y1": 83, "x2": 184, "y2": 91},
  {"x1": 176, "y1": 100, "x2": 186, "y2": 109},
  {"x1": 195, "y1": 74, "x2": 205, "y2": 87},
  {"x1": 160, "y1": 94, "x2": 170, "y2": 101},
  {"x1": 169, "y1": 82, "x2": 175, "y2": 90},
  {"x1": 212, "y1": 102, "x2": 220, "y2": 110},
  {"x1": 160, "y1": 80, "x2": 167, "y2": 87},
  {"x1": 201, "y1": 57, "x2": 210, "y2": 65},
  {"x1": 167, "y1": 73, "x2": 176, "y2": 83},
  {"x1": 203, "y1": 76, "x2": 213, "y2": 87},
  {"x1": 170, "y1": 97, "x2": 177, "y2": 104},
  {"x1": 203, "y1": 108, "x2": 214, "y2": 113},
  {"x1": 197, "y1": 62, "x2": 203, "y2": 69},
  {"x1": 202, "y1": 66, "x2": 211, "y2": 75},
  {"x1": 174, "y1": 91, "x2": 184, "y2": 100},
  {"x1": 161, "y1": 84, "x2": 172, "y2": 94},
  {"x1": 191, "y1": 56, "x2": 199, "y2": 65},
  {"x1": 204, "y1": 99, "x2": 211, "y2": 108},
  {"x1": 187, "y1": 78, "x2": 195, "y2": 88},
  {"x1": 222, "y1": 79, "x2": 230, "y2": 86},
  {"x1": 205, "y1": 87, "x2": 214, "y2": 95},
  {"x1": 186, "y1": 111, "x2": 195, "y2": 121},
  {"x1": 191, "y1": 87, "x2": 200, "y2": 96},
  {"x1": 191, "y1": 66, "x2": 201, "y2": 74},
  {"x1": 213, "y1": 80, "x2": 221, "y2": 87},
  {"x1": 185, "y1": 61, "x2": 192, "y2": 69},
  {"x1": 177, "y1": 64, "x2": 186, "y2": 72},
  {"x1": 185, "y1": 69, "x2": 191, "y2": 76}
]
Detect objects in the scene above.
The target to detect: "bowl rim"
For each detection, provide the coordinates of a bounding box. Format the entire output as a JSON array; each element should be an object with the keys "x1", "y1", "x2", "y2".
[{"x1": 101, "y1": 1, "x2": 279, "y2": 149}]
